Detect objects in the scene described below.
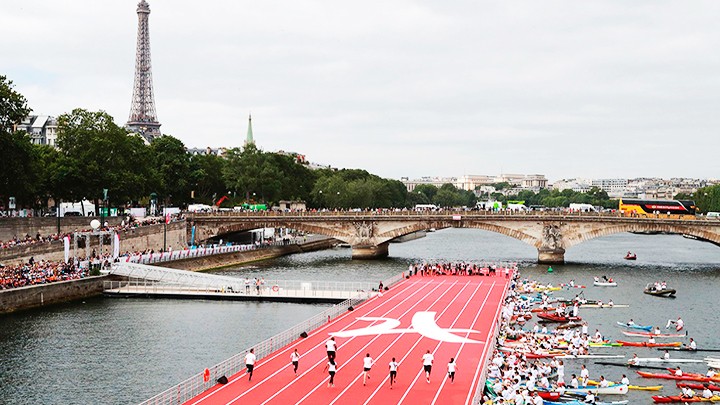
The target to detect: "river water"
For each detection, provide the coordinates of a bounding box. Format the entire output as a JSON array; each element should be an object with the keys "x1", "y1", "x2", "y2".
[{"x1": 1, "y1": 229, "x2": 719, "y2": 404}]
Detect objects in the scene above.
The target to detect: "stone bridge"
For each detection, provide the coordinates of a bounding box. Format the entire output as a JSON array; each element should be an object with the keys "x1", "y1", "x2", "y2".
[{"x1": 188, "y1": 212, "x2": 720, "y2": 263}]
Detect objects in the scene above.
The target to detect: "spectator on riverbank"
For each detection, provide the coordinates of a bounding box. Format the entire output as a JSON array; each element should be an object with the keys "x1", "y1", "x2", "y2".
[{"x1": 0, "y1": 259, "x2": 86, "y2": 290}]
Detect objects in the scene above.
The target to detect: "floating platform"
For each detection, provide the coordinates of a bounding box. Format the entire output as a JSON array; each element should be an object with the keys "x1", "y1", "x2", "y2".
[{"x1": 180, "y1": 274, "x2": 512, "y2": 405}]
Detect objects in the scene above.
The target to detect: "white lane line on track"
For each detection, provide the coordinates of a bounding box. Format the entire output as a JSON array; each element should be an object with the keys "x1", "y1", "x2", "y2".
[
  {"x1": 249, "y1": 279, "x2": 452, "y2": 405},
  {"x1": 332, "y1": 279, "x2": 481, "y2": 405},
  {"x1": 291, "y1": 279, "x2": 465, "y2": 405},
  {"x1": 360, "y1": 278, "x2": 489, "y2": 405},
  {"x1": 396, "y1": 279, "x2": 496, "y2": 404},
  {"x1": 188, "y1": 278, "x2": 424, "y2": 405}
]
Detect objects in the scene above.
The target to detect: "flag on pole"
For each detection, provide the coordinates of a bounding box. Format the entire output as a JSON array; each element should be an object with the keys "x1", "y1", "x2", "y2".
[
  {"x1": 113, "y1": 233, "x2": 120, "y2": 259},
  {"x1": 63, "y1": 236, "x2": 70, "y2": 264},
  {"x1": 165, "y1": 213, "x2": 171, "y2": 224}
]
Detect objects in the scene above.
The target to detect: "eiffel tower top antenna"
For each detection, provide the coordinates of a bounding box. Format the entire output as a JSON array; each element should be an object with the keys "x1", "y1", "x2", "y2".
[{"x1": 126, "y1": 0, "x2": 161, "y2": 143}]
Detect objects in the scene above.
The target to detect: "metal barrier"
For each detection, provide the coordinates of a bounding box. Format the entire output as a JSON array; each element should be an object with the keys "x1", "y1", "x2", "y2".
[
  {"x1": 104, "y1": 278, "x2": 381, "y2": 299},
  {"x1": 138, "y1": 271, "x2": 405, "y2": 405}
]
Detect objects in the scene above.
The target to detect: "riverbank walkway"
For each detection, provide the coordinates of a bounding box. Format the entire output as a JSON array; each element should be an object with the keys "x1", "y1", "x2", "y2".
[{"x1": 182, "y1": 273, "x2": 512, "y2": 405}]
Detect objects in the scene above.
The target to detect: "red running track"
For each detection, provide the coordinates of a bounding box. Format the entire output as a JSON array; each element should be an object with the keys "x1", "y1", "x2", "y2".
[{"x1": 184, "y1": 273, "x2": 511, "y2": 405}]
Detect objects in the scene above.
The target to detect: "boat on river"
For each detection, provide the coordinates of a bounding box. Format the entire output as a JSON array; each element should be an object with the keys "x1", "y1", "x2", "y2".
[
  {"x1": 630, "y1": 357, "x2": 704, "y2": 363},
  {"x1": 625, "y1": 252, "x2": 637, "y2": 260},
  {"x1": 537, "y1": 312, "x2": 582, "y2": 323},
  {"x1": 564, "y1": 383, "x2": 629, "y2": 395},
  {"x1": 616, "y1": 321, "x2": 653, "y2": 331},
  {"x1": 622, "y1": 330, "x2": 686, "y2": 338},
  {"x1": 594, "y1": 280, "x2": 618, "y2": 287},
  {"x1": 644, "y1": 284, "x2": 676, "y2": 297},
  {"x1": 617, "y1": 340, "x2": 682, "y2": 348},
  {"x1": 652, "y1": 395, "x2": 720, "y2": 403}
]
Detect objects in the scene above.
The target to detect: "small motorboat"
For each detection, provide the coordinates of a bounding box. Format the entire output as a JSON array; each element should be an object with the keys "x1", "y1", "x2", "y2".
[
  {"x1": 594, "y1": 277, "x2": 618, "y2": 287},
  {"x1": 644, "y1": 284, "x2": 676, "y2": 297},
  {"x1": 625, "y1": 252, "x2": 637, "y2": 260}
]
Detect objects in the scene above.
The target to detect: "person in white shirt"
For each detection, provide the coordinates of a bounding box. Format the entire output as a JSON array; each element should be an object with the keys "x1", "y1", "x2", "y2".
[
  {"x1": 362, "y1": 353, "x2": 374, "y2": 385},
  {"x1": 570, "y1": 374, "x2": 579, "y2": 388},
  {"x1": 323, "y1": 359, "x2": 338, "y2": 387},
  {"x1": 580, "y1": 365, "x2": 589, "y2": 381},
  {"x1": 621, "y1": 374, "x2": 630, "y2": 385},
  {"x1": 584, "y1": 391, "x2": 596, "y2": 403},
  {"x1": 326, "y1": 337, "x2": 337, "y2": 361},
  {"x1": 245, "y1": 348, "x2": 257, "y2": 381},
  {"x1": 447, "y1": 358, "x2": 458, "y2": 383},
  {"x1": 531, "y1": 391, "x2": 544, "y2": 405},
  {"x1": 688, "y1": 338, "x2": 697, "y2": 350},
  {"x1": 388, "y1": 357, "x2": 399, "y2": 388},
  {"x1": 422, "y1": 350, "x2": 434, "y2": 383},
  {"x1": 290, "y1": 348, "x2": 300, "y2": 375},
  {"x1": 598, "y1": 376, "x2": 609, "y2": 388},
  {"x1": 703, "y1": 387, "x2": 713, "y2": 399},
  {"x1": 648, "y1": 336, "x2": 656, "y2": 344},
  {"x1": 663, "y1": 350, "x2": 670, "y2": 360}
]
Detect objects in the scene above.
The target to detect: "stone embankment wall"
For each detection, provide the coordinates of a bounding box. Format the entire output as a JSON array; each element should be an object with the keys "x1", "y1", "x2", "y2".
[
  {"x1": 0, "y1": 216, "x2": 124, "y2": 241},
  {"x1": 0, "y1": 275, "x2": 126, "y2": 314},
  {"x1": 0, "y1": 222, "x2": 187, "y2": 264},
  {"x1": 163, "y1": 238, "x2": 337, "y2": 272}
]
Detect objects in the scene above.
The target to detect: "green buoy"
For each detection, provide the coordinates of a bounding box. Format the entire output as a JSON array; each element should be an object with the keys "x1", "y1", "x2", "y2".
[{"x1": 547, "y1": 266, "x2": 553, "y2": 273}]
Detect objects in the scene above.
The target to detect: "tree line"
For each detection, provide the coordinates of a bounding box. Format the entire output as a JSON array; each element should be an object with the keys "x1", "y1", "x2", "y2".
[{"x1": 2, "y1": 75, "x2": 718, "y2": 213}]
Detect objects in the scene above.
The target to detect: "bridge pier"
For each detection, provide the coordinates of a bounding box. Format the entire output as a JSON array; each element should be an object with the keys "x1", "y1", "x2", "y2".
[
  {"x1": 537, "y1": 248, "x2": 565, "y2": 264},
  {"x1": 351, "y1": 243, "x2": 389, "y2": 260}
]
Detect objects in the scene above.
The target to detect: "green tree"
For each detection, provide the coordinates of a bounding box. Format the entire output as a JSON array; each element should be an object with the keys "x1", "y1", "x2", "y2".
[
  {"x1": 0, "y1": 75, "x2": 35, "y2": 207},
  {"x1": 694, "y1": 185, "x2": 720, "y2": 213},
  {"x1": 150, "y1": 135, "x2": 192, "y2": 204},
  {"x1": 0, "y1": 131, "x2": 38, "y2": 206},
  {"x1": 189, "y1": 153, "x2": 227, "y2": 204},
  {"x1": 0, "y1": 75, "x2": 31, "y2": 135},
  {"x1": 56, "y1": 108, "x2": 152, "y2": 207},
  {"x1": 414, "y1": 184, "x2": 438, "y2": 202}
]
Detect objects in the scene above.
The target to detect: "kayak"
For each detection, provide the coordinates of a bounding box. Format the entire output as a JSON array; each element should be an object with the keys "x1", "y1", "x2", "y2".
[
  {"x1": 557, "y1": 354, "x2": 625, "y2": 359},
  {"x1": 616, "y1": 321, "x2": 653, "y2": 331},
  {"x1": 630, "y1": 358, "x2": 705, "y2": 363},
  {"x1": 677, "y1": 382, "x2": 720, "y2": 391},
  {"x1": 652, "y1": 395, "x2": 720, "y2": 403},
  {"x1": 587, "y1": 379, "x2": 663, "y2": 391},
  {"x1": 557, "y1": 322, "x2": 583, "y2": 329},
  {"x1": 594, "y1": 281, "x2": 618, "y2": 287},
  {"x1": 564, "y1": 383, "x2": 629, "y2": 395},
  {"x1": 544, "y1": 401, "x2": 629, "y2": 405},
  {"x1": 617, "y1": 341, "x2": 683, "y2": 348},
  {"x1": 537, "y1": 312, "x2": 582, "y2": 323},
  {"x1": 637, "y1": 371, "x2": 712, "y2": 382},
  {"x1": 661, "y1": 347, "x2": 720, "y2": 352},
  {"x1": 537, "y1": 391, "x2": 561, "y2": 400},
  {"x1": 560, "y1": 283, "x2": 587, "y2": 289},
  {"x1": 622, "y1": 330, "x2": 687, "y2": 338},
  {"x1": 595, "y1": 361, "x2": 670, "y2": 370},
  {"x1": 589, "y1": 342, "x2": 624, "y2": 347},
  {"x1": 581, "y1": 303, "x2": 629, "y2": 308}
]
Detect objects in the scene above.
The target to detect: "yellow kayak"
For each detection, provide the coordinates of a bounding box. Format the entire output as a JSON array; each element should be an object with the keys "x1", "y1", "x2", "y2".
[{"x1": 587, "y1": 380, "x2": 663, "y2": 391}]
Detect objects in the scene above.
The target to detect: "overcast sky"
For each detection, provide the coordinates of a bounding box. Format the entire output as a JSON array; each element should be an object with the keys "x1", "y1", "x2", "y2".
[{"x1": 2, "y1": 1, "x2": 719, "y2": 182}]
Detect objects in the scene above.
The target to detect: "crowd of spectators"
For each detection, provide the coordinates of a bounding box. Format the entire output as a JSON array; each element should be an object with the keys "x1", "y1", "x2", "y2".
[
  {"x1": 0, "y1": 258, "x2": 87, "y2": 290},
  {"x1": 0, "y1": 214, "x2": 184, "y2": 251}
]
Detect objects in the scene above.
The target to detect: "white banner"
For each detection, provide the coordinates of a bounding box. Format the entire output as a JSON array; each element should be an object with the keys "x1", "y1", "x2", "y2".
[
  {"x1": 113, "y1": 233, "x2": 120, "y2": 259},
  {"x1": 63, "y1": 236, "x2": 70, "y2": 264}
]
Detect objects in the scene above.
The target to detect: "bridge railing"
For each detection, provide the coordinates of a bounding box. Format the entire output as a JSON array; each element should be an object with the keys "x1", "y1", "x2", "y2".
[{"x1": 138, "y1": 271, "x2": 406, "y2": 405}]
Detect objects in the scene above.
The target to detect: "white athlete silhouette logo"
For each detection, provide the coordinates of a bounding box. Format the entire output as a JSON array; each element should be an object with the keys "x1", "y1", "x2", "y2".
[{"x1": 330, "y1": 311, "x2": 483, "y2": 344}]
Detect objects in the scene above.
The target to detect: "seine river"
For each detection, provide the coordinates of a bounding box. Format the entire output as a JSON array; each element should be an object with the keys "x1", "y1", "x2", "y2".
[{"x1": 1, "y1": 229, "x2": 719, "y2": 404}]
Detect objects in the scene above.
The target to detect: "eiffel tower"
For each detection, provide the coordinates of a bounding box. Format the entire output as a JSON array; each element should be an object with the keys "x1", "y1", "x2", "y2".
[{"x1": 126, "y1": 0, "x2": 161, "y2": 143}]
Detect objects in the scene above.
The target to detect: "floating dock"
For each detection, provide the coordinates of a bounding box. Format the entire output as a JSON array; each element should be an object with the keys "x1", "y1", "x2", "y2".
[{"x1": 178, "y1": 273, "x2": 512, "y2": 405}]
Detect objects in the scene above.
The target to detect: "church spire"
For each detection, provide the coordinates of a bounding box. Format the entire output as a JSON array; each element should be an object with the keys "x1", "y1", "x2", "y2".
[{"x1": 244, "y1": 114, "x2": 255, "y2": 147}]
